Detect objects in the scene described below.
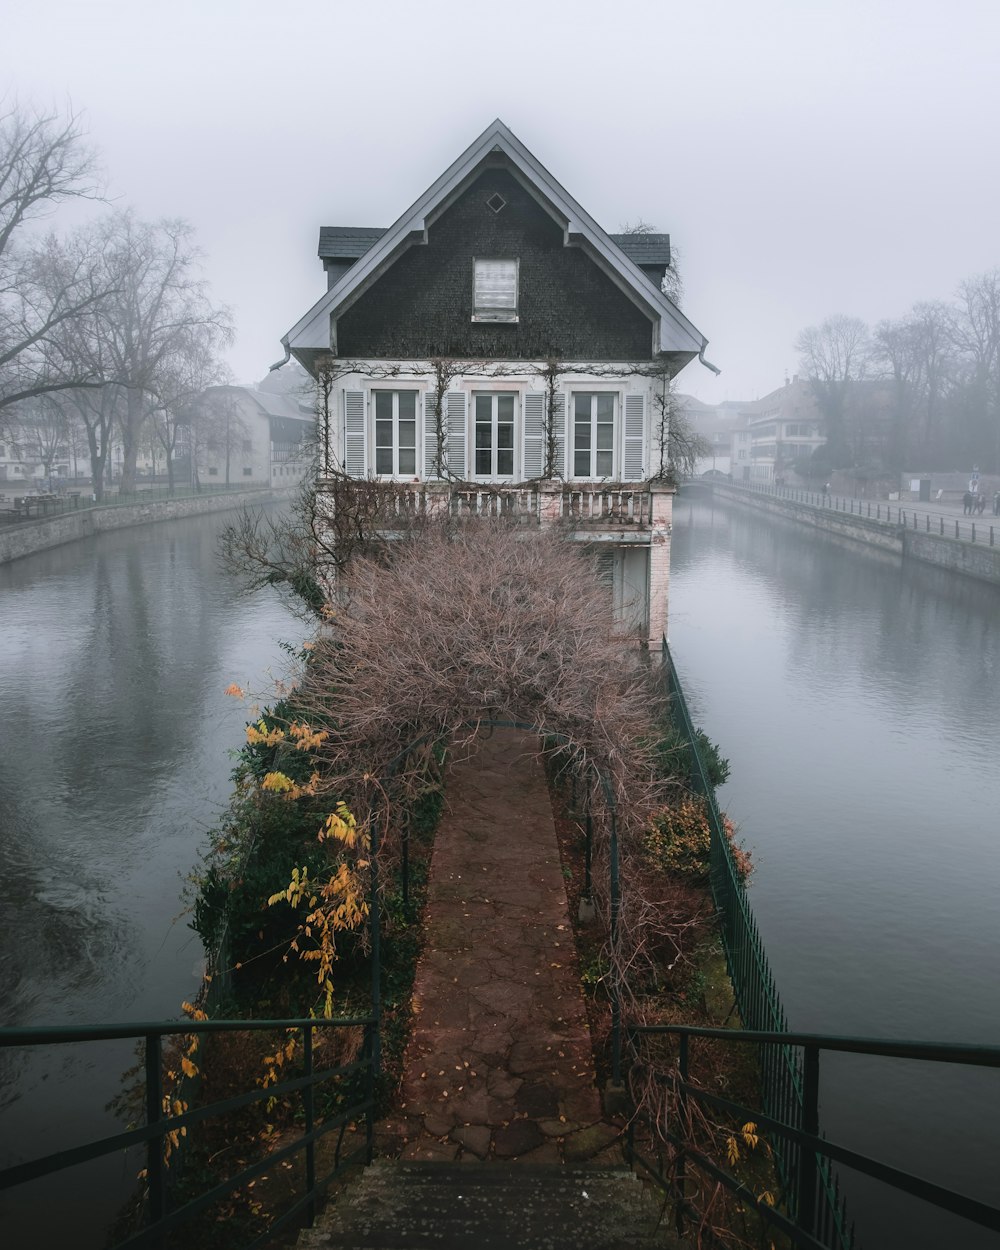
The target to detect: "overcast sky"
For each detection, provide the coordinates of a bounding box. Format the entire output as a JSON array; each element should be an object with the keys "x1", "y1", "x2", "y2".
[{"x1": 8, "y1": 0, "x2": 999, "y2": 403}]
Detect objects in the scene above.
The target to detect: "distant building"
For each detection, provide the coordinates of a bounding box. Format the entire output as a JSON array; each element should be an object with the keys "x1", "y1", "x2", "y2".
[
  {"x1": 743, "y1": 377, "x2": 825, "y2": 482},
  {"x1": 187, "y1": 370, "x2": 317, "y2": 488}
]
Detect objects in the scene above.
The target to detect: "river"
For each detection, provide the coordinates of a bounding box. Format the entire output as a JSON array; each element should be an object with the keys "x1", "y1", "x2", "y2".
[
  {"x1": 0, "y1": 510, "x2": 299, "y2": 1248},
  {"x1": 669, "y1": 493, "x2": 1000, "y2": 1250},
  {"x1": 2, "y1": 500, "x2": 998, "y2": 1249}
]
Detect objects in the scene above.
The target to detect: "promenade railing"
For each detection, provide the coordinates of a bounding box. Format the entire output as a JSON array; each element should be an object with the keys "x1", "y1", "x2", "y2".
[{"x1": 719, "y1": 480, "x2": 998, "y2": 546}]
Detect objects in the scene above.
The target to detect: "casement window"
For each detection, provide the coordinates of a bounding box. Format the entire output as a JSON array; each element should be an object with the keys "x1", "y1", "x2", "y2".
[
  {"x1": 473, "y1": 392, "x2": 516, "y2": 478},
  {"x1": 473, "y1": 259, "x2": 518, "y2": 322},
  {"x1": 573, "y1": 392, "x2": 615, "y2": 478},
  {"x1": 373, "y1": 390, "x2": 418, "y2": 476}
]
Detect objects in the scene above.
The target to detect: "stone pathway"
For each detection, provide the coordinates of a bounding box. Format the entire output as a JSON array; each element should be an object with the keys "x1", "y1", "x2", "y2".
[{"x1": 387, "y1": 728, "x2": 620, "y2": 1165}]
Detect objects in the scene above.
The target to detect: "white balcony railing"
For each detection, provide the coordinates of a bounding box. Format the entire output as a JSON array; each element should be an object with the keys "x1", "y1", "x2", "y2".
[
  {"x1": 317, "y1": 479, "x2": 656, "y2": 531},
  {"x1": 560, "y1": 487, "x2": 650, "y2": 526}
]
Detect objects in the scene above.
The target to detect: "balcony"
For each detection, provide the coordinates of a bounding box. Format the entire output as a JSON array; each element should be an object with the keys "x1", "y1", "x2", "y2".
[{"x1": 316, "y1": 479, "x2": 668, "y2": 538}]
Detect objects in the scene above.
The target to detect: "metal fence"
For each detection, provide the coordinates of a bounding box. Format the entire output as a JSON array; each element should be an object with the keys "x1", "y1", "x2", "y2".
[
  {"x1": 0, "y1": 1015, "x2": 375, "y2": 1249},
  {"x1": 660, "y1": 640, "x2": 853, "y2": 1247},
  {"x1": 726, "y1": 480, "x2": 998, "y2": 546}
]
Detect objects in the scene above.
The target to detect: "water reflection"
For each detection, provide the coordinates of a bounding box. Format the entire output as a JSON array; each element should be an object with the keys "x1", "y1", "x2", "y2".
[
  {"x1": 0, "y1": 510, "x2": 298, "y2": 1247},
  {"x1": 670, "y1": 495, "x2": 1000, "y2": 1250}
]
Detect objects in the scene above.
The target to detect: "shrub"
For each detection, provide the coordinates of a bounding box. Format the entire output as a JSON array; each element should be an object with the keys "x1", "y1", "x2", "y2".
[{"x1": 646, "y1": 795, "x2": 751, "y2": 883}]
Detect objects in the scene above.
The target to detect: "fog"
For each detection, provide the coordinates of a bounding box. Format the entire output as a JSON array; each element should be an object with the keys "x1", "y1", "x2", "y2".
[{"x1": 8, "y1": 0, "x2": 999, "y2": 402}]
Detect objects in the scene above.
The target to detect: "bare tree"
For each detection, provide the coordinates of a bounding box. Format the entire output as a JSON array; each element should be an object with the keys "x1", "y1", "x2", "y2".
[
  {"x1": 795, "y1": 314, "x2": 871, "y2": 467},
  {"x1": 8, "y1": 394, "x2": 69, "y2": 484},
  {"x1": 59, "y1": 211, "x2": 233, "y2": 495},
  {"x1": 953, "y1": 270, "x2": 1000, "y2": 471},
  {"x1": 150, "y1": 331, "x2": 231, "y2": 492},
  {"x1": 0, "y1": 103, "x2": 113, "y2": 422},
  {"x1": 192, "y1": 387, "x2": 251, "y2": 486}
]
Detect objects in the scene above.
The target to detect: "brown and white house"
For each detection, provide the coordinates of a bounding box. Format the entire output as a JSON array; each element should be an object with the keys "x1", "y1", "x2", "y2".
[{"x1": 278, "y1": 120, "x2": 714, "y2": 647}]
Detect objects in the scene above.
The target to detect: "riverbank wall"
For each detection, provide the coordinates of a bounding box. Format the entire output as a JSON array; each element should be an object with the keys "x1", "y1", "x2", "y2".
[
  {"x1": 0, "y1": 488, "x2": 289, "y2": 565},
  {"x1": 706, "y1": 483, "x2": 1000, "y2": 588}
]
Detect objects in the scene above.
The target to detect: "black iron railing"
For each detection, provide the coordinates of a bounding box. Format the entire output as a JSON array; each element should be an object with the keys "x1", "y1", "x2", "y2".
[
  {"x1": 655, "y1": 643, "x2": 1000, "y2": 1246},
  {"x1": 660, "y1": 640, "x2": 853, "y2": 1245},
  {"x1": 0, "y1": 1015, "x2": 376, "y2": 1249},
  {"x1": 626, "y1": 1023, "x2": 1000, "y2": 1249}
]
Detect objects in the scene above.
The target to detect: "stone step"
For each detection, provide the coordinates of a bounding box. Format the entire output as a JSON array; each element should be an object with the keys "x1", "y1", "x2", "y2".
[{"x1": 298, "y1": 1161, "x2": 679, "y2": 1250}]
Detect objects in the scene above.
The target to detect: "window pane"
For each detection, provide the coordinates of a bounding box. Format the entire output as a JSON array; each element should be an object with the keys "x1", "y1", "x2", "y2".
[
  {"x1": 596, "y1": 423, "x2": 613, "y2": 450},
  {"x1": 476, "y1": 424, "x2": 491, "y2": 449},
  {"x1": 398, "y1": 391, "x2": 416, "y2": 419},
  {"x1": 575, "y1": 451, "x2": 590, "y2": 476},
  {"x1": 596, "y1": 450, "x2": 613, "y2": 476},
  {"x1": 399, "y1": 420, "x2": 416, "y2": 449},
  {"x1": 597, "y1": 393, "x2": 614, "y2": 420},
  {"x1": 575, "y1": 393, "x2": 592, "y2": 420},
  {"x1": 375, "y1": 392, "x2": 392, "y2": 419},
  {"x1": 375, "y1": 448, "x2": 392, "y2": 473},
  {"x1": 476, "y1": 449, "x2": 491, "y2": 474},
  {"x1": 375, "y1": 420, "x2": 393, "y2": 448},
  {"x1": 399, "y1": 449, "x2": 416, "y2": 474},
  {"x1": 498, "y1": 395, "x2": 515, "y2": 421},
  {"x1": 498, "y1": 423, "x2": 514, "y2": 451},
  {"x1": 476, "y1": 394, "x2": 492, "y2": 420},
  {"x1": 498, "y1": 449, "x2": 514, "y2": 475},
  {"x1": 575, "y1": 420, "x2": 591, "y2": 450}
]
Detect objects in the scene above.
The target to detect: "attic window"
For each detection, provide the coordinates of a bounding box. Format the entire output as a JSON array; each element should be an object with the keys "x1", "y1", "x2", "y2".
[
  {"x1": 486, "y1": 192, "x2": 507, "y2": 214},
  {"x1": 473, "y1": 258, "x2": 518, "y2": 322}
]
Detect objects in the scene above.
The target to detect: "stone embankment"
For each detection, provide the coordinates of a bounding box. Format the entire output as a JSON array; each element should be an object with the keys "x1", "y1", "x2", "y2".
[
  {"x1": 0, "y1": 488, "x2": 287, "y2": 565},
  {"x1": 706, "y1": 483, "x2": 1000, "y2": 588}
]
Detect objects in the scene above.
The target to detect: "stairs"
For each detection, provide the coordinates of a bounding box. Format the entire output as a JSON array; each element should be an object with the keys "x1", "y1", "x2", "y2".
[{"x1": 297, "y1": 1160, "x2": 681, "y2": 1249}]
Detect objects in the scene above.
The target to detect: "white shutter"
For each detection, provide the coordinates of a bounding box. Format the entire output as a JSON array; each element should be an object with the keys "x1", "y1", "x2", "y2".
[
  {"x1": 623, "y1": 394, "x2": 645, "y2": 480},
  {"x1": 474, "y1": 260, "x2": 518, "y2": 318},
  {"x1": 445, "y1": 391, "x2": 467, "y2": 478},
  {"x1": 423, "y1": 391, "x2": 440, "y2": 478},
  {"x1": 550, "y1": 393, "x2": 566, "y2": 478},
  {"x1": 522, "y1": 392, "x2": 545, "y2": 479},
  {"x1": 344, "y1": 390, "x2": 366, "y2": 476}
]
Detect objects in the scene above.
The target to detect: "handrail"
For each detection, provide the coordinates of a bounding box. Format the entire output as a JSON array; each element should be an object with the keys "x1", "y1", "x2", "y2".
[
  {"x1": 0, "y1": 1015, "x2": 377, "y2": 1248},
  {"x1": 628, "y1": 1022, "x2": 1000, "y2": 1067},
  {"x1": 626, "y1": 1023, "x2": 1000, "y2": 1242}
]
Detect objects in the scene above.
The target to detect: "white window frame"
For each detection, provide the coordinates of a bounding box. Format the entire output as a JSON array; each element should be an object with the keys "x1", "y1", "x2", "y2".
[
  {"x1": 472, "y1": 258, "x2": 519, "y2": 323},
  {"x1": 471, "y1": 391, "x2": 518, "y2": 480},
  {"x1": 571, "y1": 391, "x2": 617, "y2": 480},
  {"x1": 372, "y1": 388, "x2": 420, "y2": 478}
]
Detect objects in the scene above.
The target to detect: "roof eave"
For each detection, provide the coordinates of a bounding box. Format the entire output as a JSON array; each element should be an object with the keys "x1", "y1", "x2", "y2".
[{"x1": 283, "y1": 118, "x2": 707, "y2": 360}]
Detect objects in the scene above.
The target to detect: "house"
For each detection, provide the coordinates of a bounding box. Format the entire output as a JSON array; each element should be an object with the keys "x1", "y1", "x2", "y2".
[
  {"x1": 187, "y1": 373, "x2": 316, "y2": 489},
  {"x1": 279, "y1": 120, "x2": 715, "y2": 646},
  {"x1": 741, "y1": 377, "x2": 825, "y2": 483}
]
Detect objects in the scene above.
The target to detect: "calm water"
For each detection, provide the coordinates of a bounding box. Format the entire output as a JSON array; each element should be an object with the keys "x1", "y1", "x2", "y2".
[
  {"x1": 2, "y1": 501, "x2": 997, "y2": 1249},
  {"x1": 670, "y1": 494, "x2": 1000, "y2": 1250},
  {"x1": 0, "y1": 511, "x2": 299, "y2": 1248}
]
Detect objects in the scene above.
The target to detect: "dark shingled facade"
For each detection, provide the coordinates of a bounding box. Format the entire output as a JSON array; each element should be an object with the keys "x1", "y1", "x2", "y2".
[{"x1": 335, "y1": 167, "x2": 654, "y2": 361}]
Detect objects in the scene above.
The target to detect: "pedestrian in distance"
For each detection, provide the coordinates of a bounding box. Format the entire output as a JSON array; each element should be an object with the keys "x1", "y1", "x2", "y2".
[
  {"x1": 963, "y1": 490, "x2": 974, "y2": 515},
  {"x1": 977, "y1": 494, "x2": 987, "y2": 515},
  {"x1": 994, "y1": 491, "x2": 1000, "y2": 516}
]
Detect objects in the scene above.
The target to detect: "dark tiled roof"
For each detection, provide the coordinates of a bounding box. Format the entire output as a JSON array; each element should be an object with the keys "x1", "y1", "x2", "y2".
[
  {"x1": 318, "y1": 227, "x2": 386, "y2": 259},
  {"x1": 609, "y1": 233, "x2": 671, "y2": 266}
]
